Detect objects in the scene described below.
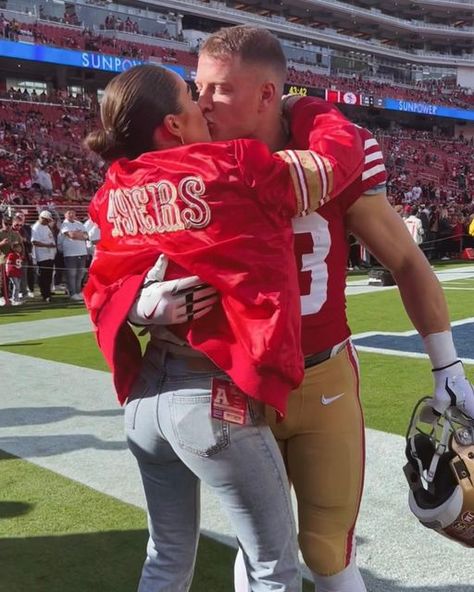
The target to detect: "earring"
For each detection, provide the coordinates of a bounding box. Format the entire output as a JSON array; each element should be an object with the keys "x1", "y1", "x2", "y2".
[{"x1": 179, "y1": 134, "x2": 185, "y2": 145}]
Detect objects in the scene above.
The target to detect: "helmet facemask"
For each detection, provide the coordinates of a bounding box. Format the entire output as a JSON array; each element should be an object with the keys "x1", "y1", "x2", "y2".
[{"x1": 404, "y1": 397, "x2": 474, "y2": 547}]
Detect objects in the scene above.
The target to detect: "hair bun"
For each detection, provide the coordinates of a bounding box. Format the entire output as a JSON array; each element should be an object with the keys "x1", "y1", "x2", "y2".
[{"x1": 84, "y1": 128, "x2": 126, "y2": 161}]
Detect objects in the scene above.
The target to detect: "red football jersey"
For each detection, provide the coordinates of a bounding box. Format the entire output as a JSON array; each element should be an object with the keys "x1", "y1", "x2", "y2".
[
  {"x1": 85, "y1": 131, "x2": 366, "y2": 414},
  {"x1": 288, "y1": 97, "x2": 387, "y2": 355},
  {"x1": 5, "y1": 252, "x2": 23, "y2": 278}
]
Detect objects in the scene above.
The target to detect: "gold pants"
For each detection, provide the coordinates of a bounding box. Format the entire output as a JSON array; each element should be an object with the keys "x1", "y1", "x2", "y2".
[{"x1": 266, "y1": 342, "x2": 364, "y2": 576}]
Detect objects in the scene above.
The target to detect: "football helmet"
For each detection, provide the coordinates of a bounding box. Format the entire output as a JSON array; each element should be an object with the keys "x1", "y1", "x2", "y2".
[{"x1": 404, "y1": 397, "x2": 474, "y2": 547}]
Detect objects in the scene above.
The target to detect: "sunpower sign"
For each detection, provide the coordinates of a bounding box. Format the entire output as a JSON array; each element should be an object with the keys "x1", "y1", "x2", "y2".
[
  {"x1": 0, "y1": 39, "x2": 185, "y2": 76},
  {"x1": 383, "y1": 97, "x2": 474, "y2": 122},
  {"x1": 80, "y1": 52, "x2": 144, "y2": 72}
]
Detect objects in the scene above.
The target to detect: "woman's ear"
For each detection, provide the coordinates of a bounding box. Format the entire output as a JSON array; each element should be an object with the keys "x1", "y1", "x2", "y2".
[
  {"x1": 152, "y1": 117, "x2": 182, "y2": 149},
  {"x1": 162, "y1": 114, "x2": 182, "y2": 140}
]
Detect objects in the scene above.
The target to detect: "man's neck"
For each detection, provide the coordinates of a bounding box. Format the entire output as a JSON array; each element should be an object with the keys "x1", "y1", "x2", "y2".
[{"x1": 257, "y1": 115, "x2": 290, "y2": 153}]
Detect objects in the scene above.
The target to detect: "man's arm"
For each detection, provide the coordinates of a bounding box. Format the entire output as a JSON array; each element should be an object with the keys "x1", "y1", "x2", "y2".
[
  {"x1": 346, "y1": 192, "x2": 449, "y2": 337},
  {"x1": 62, "y1": 224, "x2": 88, "y2": 241},
  {"x1": 31, "y1": 229, "x2": 55, "y2": 249},
  {"x1": 346, "y1": 192, "x2": 474, "y2": 418}
]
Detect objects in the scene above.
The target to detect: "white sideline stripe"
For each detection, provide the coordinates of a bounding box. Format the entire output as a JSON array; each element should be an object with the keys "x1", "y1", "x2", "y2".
[
  {"x1": 352, "y1": 319, "x2": 474, "y2": 365},
  {"x1": 0, "y1": 314, "x2": 92, "y2": 345},
  {"x1": 354, "y1": 345, "x2": 474, "y2": 366},
  {"x1": 346, "y1": 265, "x2": 474, "y2": 296},
  {"x1": 364, "y1": 151, "x2": 384, "y2": 164},
  {"x1": 353, "y1": 317, "x2": 474, "y2": 339},
  {"x1": 442, "y1": 287, "x2": 474, "y2": 291},
  {"x1": 362, "y1": 163, "x2": 386, "y2": 180}
]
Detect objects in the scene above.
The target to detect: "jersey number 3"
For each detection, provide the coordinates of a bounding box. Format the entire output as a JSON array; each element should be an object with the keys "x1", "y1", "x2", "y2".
[{"x1": 292, "y1": 212, "x2": 331, "y2": 316}]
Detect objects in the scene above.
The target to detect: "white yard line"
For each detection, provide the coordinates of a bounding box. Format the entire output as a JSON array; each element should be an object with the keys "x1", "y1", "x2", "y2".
[
  {"x1": 346, "y1": 265, "x2": 474, "y2": 296},
  {"x1": 0, "y1": 314, "x2": 92, "y2": 345}
]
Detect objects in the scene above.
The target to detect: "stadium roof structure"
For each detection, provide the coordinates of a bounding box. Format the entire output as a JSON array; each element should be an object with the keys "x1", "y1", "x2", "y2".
[{"x1": 136, "y1": 0, "x2": 473, "y2": 65}]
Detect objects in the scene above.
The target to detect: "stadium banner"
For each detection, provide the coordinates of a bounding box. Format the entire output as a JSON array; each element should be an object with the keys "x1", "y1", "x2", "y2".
[
  {"x1": 383, "y1": 98, "x2": 474, "y2": 122},
  {"x1": 0, "y1": 39, "x2": 186, "y2": 76}
]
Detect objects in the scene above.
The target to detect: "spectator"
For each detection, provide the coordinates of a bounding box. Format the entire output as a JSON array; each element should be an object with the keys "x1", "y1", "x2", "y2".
[
  {"x1": 83, "y1": 216, "x2": 100, "y2": 265},
  {"x1": 31, "y1": 210, "x2": 56, "y2": 302},
  {"x1": 404, "y1": 206, "x2": 424, "y2": 245},
  {"x1": 0, "y1": 215, "x2": 23, "y2": 305},
  {"x1": 60, "y1": 209, "x2": 88, "y2": 300},
  {"x1": 5, "y1": 241, "x2": 23, "y2": 304},
  {"x1": 12, "y1": 213, "x2": 35, "y2": 298}
]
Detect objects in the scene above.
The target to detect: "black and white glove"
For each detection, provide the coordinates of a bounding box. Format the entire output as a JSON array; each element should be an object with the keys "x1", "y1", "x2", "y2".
[
  {"x1": 128, "y1": 254, "x2": 219, "y2": 326},
  {"x1": 431, "y1": 360, "x2": 474, "y2": 420}
]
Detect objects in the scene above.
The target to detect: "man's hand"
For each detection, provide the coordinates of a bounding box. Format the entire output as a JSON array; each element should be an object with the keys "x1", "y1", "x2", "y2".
[
  {"x1": 128, "y1": 254, "x2": 219, "y2": 326},
  {"x1": 431, "y1": 361, "x2": 474, "y2": 420},
  {"x1": 281, "y1": 94, "x2": 304, "y2": 117}
]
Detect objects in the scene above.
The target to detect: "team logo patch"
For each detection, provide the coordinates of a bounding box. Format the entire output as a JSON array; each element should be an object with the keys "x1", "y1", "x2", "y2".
[{"x1": 352, "y1": 319, "x2": 474, "y2": 364}]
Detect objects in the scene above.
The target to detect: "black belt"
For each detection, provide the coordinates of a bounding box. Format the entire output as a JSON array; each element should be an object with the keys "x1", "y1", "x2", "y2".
[
  {"x1": 304, "y1": 341, "x2": 347, "y2": 369},
  {"x1": 304, "y1": 347, "x2": 333, "y2": 369}
]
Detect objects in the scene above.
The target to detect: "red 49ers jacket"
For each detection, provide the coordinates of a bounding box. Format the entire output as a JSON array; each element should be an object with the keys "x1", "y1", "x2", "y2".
[{"x1": 85, "y1": 115, "x2": 365, "y2": 415}]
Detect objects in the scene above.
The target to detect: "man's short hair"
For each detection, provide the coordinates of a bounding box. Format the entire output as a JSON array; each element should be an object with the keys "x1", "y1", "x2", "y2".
[{"x1": 200, "y1": 25, "x2": 286, "y2": 82}]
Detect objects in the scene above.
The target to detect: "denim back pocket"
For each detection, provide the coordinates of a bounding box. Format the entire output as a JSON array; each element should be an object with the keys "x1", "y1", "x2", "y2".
[{"x1": 169, "y1": 392, "x2": 230, "y2": 457}]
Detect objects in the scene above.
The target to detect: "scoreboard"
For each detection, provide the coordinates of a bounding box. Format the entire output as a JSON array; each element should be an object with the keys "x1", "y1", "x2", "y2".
[
  {"x1": 284, "y1": 83, "x2": 324, "y2": 99},
  {"x1": 284, "y1": 82, "x2": 383, "y2": 108}
]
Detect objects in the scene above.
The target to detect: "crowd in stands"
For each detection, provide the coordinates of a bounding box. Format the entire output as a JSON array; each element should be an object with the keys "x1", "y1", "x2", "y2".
[
  {"x1": 0, "y1": 100, "x2": 103, "y2": 211},
  {"x1": 287, "y1": 67, "x2": 474, "y2": 110},
  {"x1": 378, "y1": 128, "x2": 474, "y2": 205},
  {"x1": 103, "y1": 14, "x2": 140, "y2": 34},
  {"x1": 0, "y1": 14, "x2": 196, "y2": 66},
  {"x1": 3, "y1": 87, "x2": 95, "y2": 109},
  {"x1": 0, "y1": 95, "x2": 472, "y2": 267},
  {"x1": 374, "y1": 128, "x2": 474, "y2": 258}
]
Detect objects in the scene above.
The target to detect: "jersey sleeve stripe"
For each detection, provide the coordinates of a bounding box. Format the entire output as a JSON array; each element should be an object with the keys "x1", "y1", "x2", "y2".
[
  {"x1": 288, "y1": 150, "x2": 310, "y2": 213},
  {"x1": 364, "y1": 151, "x2": 384, "y2": 164},
  {"x1": 300, "y1": 151, "x2": 324, "y2": 212},
  {"x1": 362, "y1": 163, "x2": 386, "y2": 181},
  {"x1": 321, "y1": 155, "x2": 333, "y2": 198},
  {"x1": 276, "y1": 150, "x2": 306, "y2": 215},
  {"x1": 276, "y1": 149, "x2": 338, "y2": 214},
  {"x1": 364, "y1": 138, "x2": 379, "y2": 150}
]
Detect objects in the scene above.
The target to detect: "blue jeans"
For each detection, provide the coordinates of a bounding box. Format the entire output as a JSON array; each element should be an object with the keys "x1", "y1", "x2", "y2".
[
  {"x1": 124, "y1": 345, "x2": 301, "y2": 592},
  {"x1": 64, "y1": 255, "x2": 86, "y2": 295}
]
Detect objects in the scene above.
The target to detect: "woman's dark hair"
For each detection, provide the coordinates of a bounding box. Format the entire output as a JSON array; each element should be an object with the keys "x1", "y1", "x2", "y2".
[{"x1": 85, "y1": 65, "x2": 182, "y2": 161}]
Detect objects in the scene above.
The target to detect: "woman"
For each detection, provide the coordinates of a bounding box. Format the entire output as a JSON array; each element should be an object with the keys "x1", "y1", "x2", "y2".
[{"x1": 84, "y1": 64, "x2": 364, "y2": 592}]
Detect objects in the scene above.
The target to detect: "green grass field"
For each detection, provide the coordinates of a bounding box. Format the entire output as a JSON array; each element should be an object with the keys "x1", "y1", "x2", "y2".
[{"x1": 1, "y1": 265, "x2": 473, "y2": 591}]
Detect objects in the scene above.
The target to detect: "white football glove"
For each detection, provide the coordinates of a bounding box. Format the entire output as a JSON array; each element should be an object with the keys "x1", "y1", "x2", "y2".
[
  {"x1": 128, "y1": 254, "x2": 219, "y2": 326},
  {"x1": 430, "y1": 360, "x2": 474, "y2": 420}
]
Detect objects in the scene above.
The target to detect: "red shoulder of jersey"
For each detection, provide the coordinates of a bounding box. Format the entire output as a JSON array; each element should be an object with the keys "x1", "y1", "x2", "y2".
[{"x1": 288, "y1": 97, "x2": 387, "y2": 211}]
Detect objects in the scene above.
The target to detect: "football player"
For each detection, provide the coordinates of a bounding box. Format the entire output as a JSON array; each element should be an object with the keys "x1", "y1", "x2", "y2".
[{"x1": 144, "y1": 25, "x2": 474, "y2": 592}]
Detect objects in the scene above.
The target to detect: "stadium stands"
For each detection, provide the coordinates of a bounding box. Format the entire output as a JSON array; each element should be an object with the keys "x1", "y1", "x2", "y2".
[
  {"x1": 1, "y1": 11, "x2": 472, "y2": 108},
  {"x1": 0, "y1": 0, "x2": 472, "y2": 249}
]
